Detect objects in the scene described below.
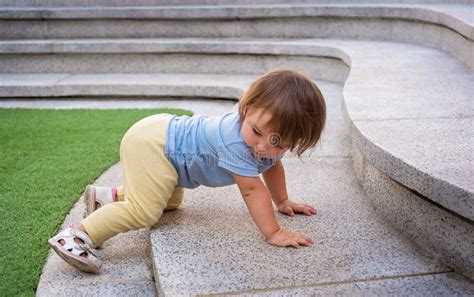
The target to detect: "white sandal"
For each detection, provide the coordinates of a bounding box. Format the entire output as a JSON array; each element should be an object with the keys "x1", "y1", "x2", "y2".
[
  {"x1": 48, "y1": 224, "x2": 102, "y2": 274},
  {"x1": 83, "y1": 185, "x2": 117, "y2": 218}
]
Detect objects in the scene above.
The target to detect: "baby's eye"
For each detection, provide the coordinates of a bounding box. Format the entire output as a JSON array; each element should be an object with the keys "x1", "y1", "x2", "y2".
[
  {"x1": 252, "y1": 128, "x2": 262, "y2": 136},
  {"x1": 277, "y1": 144, "x2": 290, "y2": 150}
]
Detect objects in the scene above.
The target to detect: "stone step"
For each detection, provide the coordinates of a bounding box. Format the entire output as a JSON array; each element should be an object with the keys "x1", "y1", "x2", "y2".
[
  {"x1": 0, "y1": 4, "x2": 471, "y2": 68},
  {"x1": 0, "y1": 42, "x2": 347, "y2": 83}
]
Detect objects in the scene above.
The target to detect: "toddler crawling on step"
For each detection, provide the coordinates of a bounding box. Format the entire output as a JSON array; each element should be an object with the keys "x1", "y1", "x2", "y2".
[{"x1": 48, "y1": 69, "x2": 327, "y2": 273}]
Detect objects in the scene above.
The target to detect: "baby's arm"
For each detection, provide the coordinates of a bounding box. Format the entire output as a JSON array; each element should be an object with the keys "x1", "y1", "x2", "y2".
[
  {"x1": 261, "y1": 160, "x2": 289, "y2": 206},
  {"x1": 232, "y1": 173, "x2": 313, "y2": 248},
  {"x1": 262, "y1": 160, "x2": 317, "y2": 216}
]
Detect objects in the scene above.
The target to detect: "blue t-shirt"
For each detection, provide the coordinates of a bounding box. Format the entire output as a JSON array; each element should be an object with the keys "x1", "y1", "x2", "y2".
[{"x1": 165, "y1": 111, "x2": 284, "y2": 189}]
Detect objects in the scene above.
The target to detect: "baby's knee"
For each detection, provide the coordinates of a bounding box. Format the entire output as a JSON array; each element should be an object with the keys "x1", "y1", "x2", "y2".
[
  {"x1": 164, "y1": 188, "x2": 184, "y2": 211},
  {"x1": 164, "y1": 201, "x2": 182, "y2": 212},
  {"x1": 127, "y1": 202, "x2": 164, "y2": 228}
]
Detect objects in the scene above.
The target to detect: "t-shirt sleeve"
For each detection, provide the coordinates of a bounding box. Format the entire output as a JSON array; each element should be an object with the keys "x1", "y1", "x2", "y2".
[{"x1": 217, "y1": 142, "x2": 259, "y2": 177}]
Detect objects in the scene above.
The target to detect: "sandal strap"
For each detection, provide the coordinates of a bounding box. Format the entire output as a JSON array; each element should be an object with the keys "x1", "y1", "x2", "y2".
[
  {"x1": 69, "y1": 228, "x2": 95, "y2": 248},
  {"x1": 78, "y1": 243, "x2": 99, "y2": 258}
]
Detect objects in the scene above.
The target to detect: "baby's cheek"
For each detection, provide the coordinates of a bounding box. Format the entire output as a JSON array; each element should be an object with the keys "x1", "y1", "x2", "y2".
[{"x1": 269, "y1": 148, "x2": 284, "y2": 157}]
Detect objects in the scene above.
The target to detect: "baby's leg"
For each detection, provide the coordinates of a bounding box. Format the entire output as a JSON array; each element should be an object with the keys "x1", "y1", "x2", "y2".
[
  {"x1": 115, "y1": 186, "x2": 182, "y2": 210},
  {"x1": 81, "y1": 114, "x2": 177, "y2": 248},
  {"x1": 80, "y1": 197, "x2": 168, "y2": 247}
]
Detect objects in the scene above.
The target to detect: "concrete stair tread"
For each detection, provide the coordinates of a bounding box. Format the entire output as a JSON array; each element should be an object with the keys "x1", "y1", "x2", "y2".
[
  {"x1": 150, "y1": 157, "x2": 473, "y2": 295},
  {"x1": 242, "y1": 273, "x2": 474, "y2": 295}
]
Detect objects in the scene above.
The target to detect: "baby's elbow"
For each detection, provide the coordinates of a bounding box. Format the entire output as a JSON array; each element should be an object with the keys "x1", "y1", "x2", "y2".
[{"x1": 231, "y1": 173, "x2": 264, "y2": 198}]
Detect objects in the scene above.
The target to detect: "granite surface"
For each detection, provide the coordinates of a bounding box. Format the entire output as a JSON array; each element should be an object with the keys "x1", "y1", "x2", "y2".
[
  {"x1": 150, "y1": 158, "x2": 455, "y2": 295},
  {"x1": 353, "y1": 118, "x2": 474, "y2": 220},
  {"x1": 237, "y1": 273, "x2": 474, "y2": 296},
  {"x1": 339, "y1": 39, "x2": 474, "y2": 220},
  {"x1": 363, "y1": 160, "x2": 474, "y2": 279}
]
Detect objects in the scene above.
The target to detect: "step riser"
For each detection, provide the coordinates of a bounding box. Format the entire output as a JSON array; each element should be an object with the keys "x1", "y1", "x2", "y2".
[
  {"x1": 0, "y1": 18, "x2": 468, "y2": 40},
  {"x1": 0, "y1": 54, "x2": 349, "y2": 83},
  {"x1": 0, "y1": 85, "x2": 243, "y2": 99},
  {"x1": 2, "y1": 0, "x2": 473, "y2": 7},
  {"x1": 352, "y1": 143, "x2": 474, "y2": 280}
]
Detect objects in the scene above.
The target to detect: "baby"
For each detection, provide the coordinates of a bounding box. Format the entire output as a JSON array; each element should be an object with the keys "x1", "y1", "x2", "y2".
[{"x1": 48, "y1": 69, "x2": 327, "y2": 274}]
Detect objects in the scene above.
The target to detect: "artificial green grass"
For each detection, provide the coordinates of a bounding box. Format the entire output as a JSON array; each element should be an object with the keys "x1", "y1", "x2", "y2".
[{"x1": 0, "y1": 108, "x2": 192, "y2": 296}]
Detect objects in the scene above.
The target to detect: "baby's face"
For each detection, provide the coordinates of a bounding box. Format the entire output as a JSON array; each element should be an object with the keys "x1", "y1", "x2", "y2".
[{"x1": 241, "y1": 108, "x2": 289, "y2": 159}]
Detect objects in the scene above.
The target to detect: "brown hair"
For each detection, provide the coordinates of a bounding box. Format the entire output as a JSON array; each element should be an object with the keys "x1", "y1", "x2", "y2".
[{"x1": 238, "y1": 69, "x2": 326, "y2": 157}]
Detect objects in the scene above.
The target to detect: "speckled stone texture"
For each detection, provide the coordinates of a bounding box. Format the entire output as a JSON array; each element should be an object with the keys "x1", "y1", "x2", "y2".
[
  {"x1": 361, "y1": 158, "x2": 474, "y2": 279},
  {"x1": 353, "y1": 118, "x2": 474, "y2": 220},
  {"x1": 237, "y1": 273, "x2": 474, "y2": 296},
  {"x1": 341, "y1": 40, "x2": 474, "y2": 221},
  {"x1": 150, "y1": 158, "x2": 460, "y2": 295}
]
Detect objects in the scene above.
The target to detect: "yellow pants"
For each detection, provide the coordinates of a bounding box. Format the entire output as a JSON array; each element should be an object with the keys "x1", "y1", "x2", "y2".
[{"x1": 81, "y1": 114, "x2": 183, "y2": 247}]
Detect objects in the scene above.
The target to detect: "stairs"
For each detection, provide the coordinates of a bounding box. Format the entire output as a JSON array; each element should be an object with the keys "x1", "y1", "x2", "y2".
[{"x1": 2, "y1": 1, "x2": 471, "y2": 296}]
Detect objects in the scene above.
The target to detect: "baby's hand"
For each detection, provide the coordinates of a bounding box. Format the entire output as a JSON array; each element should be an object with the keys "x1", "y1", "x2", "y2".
[
  {"x1": 266, "y1": 227, "x2": 313, "y2": 249},
  {"x1": 276, "y1": 198, "x2": 317, "y2": 216}
]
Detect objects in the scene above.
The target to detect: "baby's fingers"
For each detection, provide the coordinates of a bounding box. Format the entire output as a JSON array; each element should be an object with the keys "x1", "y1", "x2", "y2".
[
  {"x1": 302, "y1": 207, "x2": 313, "y2": 216},
  {"x1": 288, "y1": 240, "x2": 300, "y2": 249},
  {"x1": 294, "y1": 204, "x2": 317, "y2": 216},
  {"x1": 295, "y1": 235, "x2": 313, "y2": 247}
]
